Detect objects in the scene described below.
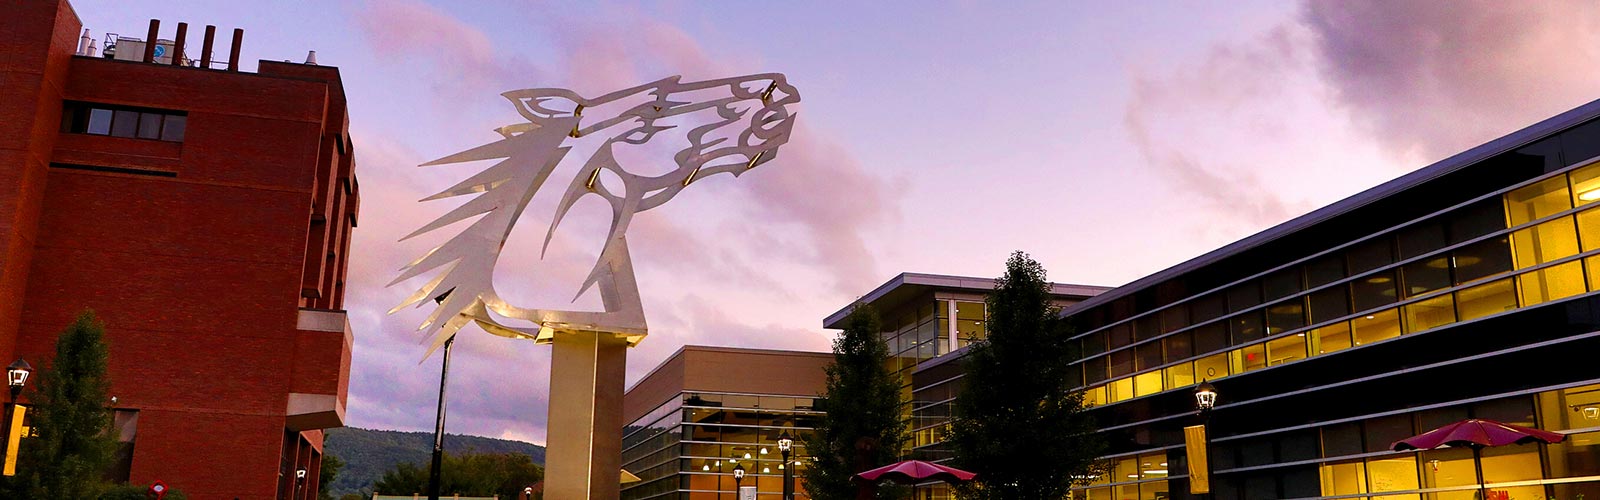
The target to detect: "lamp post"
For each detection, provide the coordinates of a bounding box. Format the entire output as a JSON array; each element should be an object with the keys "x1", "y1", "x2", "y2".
[
  {"x1": 427, "y1": 290, "x2": 457, "y2": 500},
  {"x1": 427, "y1": 335, "x2": 455, "y2": 500},
  {"x1": 2, "y1": 359, "x2": 31, "y2": 476},
  {"x1": 522, "y1": 486, "x2": 534, "y2": 500},
  {"x1": 1190, "y1": 380, "x2": 1218, "y2": 498},
  {"x1": 295, "y1": 467, "x2": 308, "y2": 500},
  {"x1": 778, "y1": 432, "x2": 794, "y2": 500},
  {"x1": 733, "y1": 463, "x2": 746, "y2": 497}
]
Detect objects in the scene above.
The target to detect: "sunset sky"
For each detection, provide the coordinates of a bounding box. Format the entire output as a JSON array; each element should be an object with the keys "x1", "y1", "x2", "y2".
[{"x1": 69, "y1": 0, "x2": 1600, "y2": 444}]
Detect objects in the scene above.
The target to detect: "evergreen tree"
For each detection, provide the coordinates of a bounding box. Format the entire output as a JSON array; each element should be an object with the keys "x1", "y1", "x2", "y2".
[
  {"x1": 371, "y1": 451, "x2": 542, "y2": 499},
  {"x1": 319, "y1": 454, "x2": 346, "y2": 500},
  {"x1": 803, "y1": 304, "x2": 908, "y2": 500},
  {"x1": 949, "y1": 252, "x2": 1106, "y2": 500},
  {"x1": 6, "y1": 310, "x2": 119, "y2": 498}
]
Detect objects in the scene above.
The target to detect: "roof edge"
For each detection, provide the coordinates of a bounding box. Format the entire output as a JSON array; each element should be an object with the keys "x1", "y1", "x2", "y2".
[{"x1": 1062, "y1": 96, "x2": 1600, "y2": 318}]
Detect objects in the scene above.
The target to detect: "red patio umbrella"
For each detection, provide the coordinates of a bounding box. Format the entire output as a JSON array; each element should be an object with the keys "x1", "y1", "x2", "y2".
[
  {"x1": 1391, "y1": 419, "x2": 1565, "y2": 499},
  {"x1": 855, "y1": 459, "x2": 977, "y2": 485}
]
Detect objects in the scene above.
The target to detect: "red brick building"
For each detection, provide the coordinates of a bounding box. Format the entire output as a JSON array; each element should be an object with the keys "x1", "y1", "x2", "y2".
[{"x1": 1, "y1": 1, "x2": 357, "y2": 498}]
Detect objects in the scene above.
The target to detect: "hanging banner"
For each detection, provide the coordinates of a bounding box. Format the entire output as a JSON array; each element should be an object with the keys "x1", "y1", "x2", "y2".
[
  {"x1": 4, "y1": 405, "x2": 26, "y2": 476},
  {"x1": 1185, "y1": 424, "x2": 1209, "y2": 494}
]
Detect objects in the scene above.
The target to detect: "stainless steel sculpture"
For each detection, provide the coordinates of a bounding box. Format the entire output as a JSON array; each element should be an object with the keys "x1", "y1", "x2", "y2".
[{"x1": 390, "y1": 74, "x2": 799, "y2": 499}]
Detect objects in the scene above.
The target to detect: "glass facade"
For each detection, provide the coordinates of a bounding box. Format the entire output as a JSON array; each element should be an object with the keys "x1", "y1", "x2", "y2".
[
  {"x1": 1071, "y1": 161, "x2": 1600, "y2": 409},
  {"x1": 621, "y1": 392, "x2": 820, "y2": 500},
  {"x1": 1052, "y1": 114, "x2": 1600, "y2": 499}
]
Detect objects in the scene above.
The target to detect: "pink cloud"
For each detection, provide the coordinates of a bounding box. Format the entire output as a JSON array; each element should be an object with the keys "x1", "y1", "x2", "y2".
[{"x1": 1302, "y1": 0, "x2": 1600, "y2": 161}]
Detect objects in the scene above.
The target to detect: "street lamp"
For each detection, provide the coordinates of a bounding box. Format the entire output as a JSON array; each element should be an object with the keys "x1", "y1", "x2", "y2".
[
  {"x1": 733, "y1": 463, "x2": 746, "y2": 495},
  {"x1": 522, "y1": 486, "x2": 534, "y2": 500},
  {"x1": 1194, "y1": 380, "x2": 1217, "y2": 413},
  {"x1": 2, "y1": 358, "x2": 31, "y2": 476},
  {"x1": 777, "y1": 432, "x2": 794, "y2": 500},
  {"x1": 7, "y1": 359, "x2": 32, "y2": 402}
]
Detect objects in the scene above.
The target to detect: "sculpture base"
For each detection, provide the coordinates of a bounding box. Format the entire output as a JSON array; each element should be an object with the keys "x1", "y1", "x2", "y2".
[{"x1": 543, "y1": 330, "x2": 629, "y2": 499}]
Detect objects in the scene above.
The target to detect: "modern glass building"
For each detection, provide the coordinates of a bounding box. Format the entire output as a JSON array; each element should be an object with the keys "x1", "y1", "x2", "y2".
[
  {"x1": 820, "y1": 274, "x2": 1108, "y2": 472},
  {"x1": 622, "y1": 346, "x2": 833, "y2": 500},
  {"x1": 831, "y1": 100, "x2": 1600, "y2": 500},
  {"x1": 1056, "y1": 99, "x2": 1600, "y2": 500}
]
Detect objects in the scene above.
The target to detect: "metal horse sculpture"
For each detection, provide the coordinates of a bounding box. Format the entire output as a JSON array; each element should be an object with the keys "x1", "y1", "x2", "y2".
[{"x1": 389, "y1": 74, "x2": 799, "y2": 499}]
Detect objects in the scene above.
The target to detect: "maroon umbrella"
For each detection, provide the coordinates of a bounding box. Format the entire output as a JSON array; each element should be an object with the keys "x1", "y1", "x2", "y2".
[
  {"x1": 1391, "y1": 419, "x2": 1565, "y2": 498},
  {"x1": 855, "y1": 460, "x2": 977, "y2": 485}
]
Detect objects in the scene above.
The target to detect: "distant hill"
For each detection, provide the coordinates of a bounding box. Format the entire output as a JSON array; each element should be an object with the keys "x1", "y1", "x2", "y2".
[{"x1": 324, "y1": 427, "x2": 546, "y2": 497}]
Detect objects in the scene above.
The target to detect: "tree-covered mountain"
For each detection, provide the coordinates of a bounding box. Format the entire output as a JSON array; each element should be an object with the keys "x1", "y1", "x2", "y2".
[{"x1": 323, "y1": 427, "x2": 545, "y2": 497}]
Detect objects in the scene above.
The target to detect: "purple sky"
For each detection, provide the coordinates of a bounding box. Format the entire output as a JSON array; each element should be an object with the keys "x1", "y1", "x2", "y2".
[{"x1": 69, "y1": 0, "x2": 1600, "y2": 444}]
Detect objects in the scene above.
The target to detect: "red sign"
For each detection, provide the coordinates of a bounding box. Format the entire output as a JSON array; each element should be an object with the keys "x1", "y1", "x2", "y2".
[{"x1": 148, "y1": 480, "x2": 167, "y2": 500}]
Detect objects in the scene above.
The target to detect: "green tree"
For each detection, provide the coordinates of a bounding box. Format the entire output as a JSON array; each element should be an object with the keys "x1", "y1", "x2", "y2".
[
  {"x1": 319, "y1": 453, "x2": 345, "y2": 500},
  {"x1": 3, "y1": 311, "x2": 119, "y2": 499},
  {"x1": 949, "y1": 252, "x2": 1106, "y2": 500},
  {"x1": 803, "y1": 304, "x2": 909, "y2": 500},
  {"x1": 371, "y1": 451, "x2": 542, "y2": 499}
]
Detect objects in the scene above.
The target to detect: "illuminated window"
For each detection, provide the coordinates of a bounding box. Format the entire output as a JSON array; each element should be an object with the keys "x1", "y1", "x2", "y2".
[
  {"x1": 1194, "y1": 352, "x2": 1230, "y2": 381},
  {"x1": 1266, "y1": 334, "x2": 1307, "y2": 366},
  {"x1": 1133, "y1": 370, "x2": 1162, "y2": 398},
  {"x1": 1108, "y1": 377, "x2": 1134, "y2": 403},
  {"x1": 1311, "y1": 322, "x2": 1353, "y2": 355},
  {"x1": 1319, "y1": 461, "x2": 1368, "y2": 496},
  {"x1": 1115, "y1": 457, "x2": 1139, "y2": 482},
  {"x1": 1546, "y1": 429, "x2": 1600, "y2": 479},
  {"x1": 1579, "y1": 207, "x2": 1600, "y2": 252},
  {"x1": 1510, "y1": 216, "x2": 1580, "y2": 269},
  {"x1": 1402, "y1": 293, "x2": 1456, "y2": 333},
  {"x1": 1115, "y1": 484, "x2": 1138, "y2": 500},
  {"x1": 1505, "y1": 175, "x2": 1573, "y2": 226},
  {"x1": 1590, "y1": 256, "x2": 1600, "y2": 291},
  {"x1": 1233, "y1": 343, "x2": 1267, "y2": 373},
  {"x1": 1418, "y1": 447, "x2": 1475, "y2": 490},
  {"x1": 1519, "y1": 260, "x2": 1587, "y2": 306},
  {"x1": 1572, "y1": 162, "x2": 1600, "y2": 207},
  {"x1": 1352, "y1": 309, "x2": 1402, "y2": 345},
  {"x1": 1164, "y1": 362, "x2": 1195, "y2": 389},
  {"x1": 1365, "y1": 456, "x2": 1420, "y2": 494},
  {"x1": 1138, "y1": 481, "x2": 1167, "y2": 500},
  {"x1": 1456, "y1": 278, "x2": 1518, "y2": 321},
  {"x1": 1083, "y1": 385, "x2": 1106, "y2": 407}
]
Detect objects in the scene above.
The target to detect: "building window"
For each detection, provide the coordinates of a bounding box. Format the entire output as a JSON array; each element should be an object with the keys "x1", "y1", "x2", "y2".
[
  {"x1": 61, "y1": 101, "x2": 187, "y2": 142},
  {"x1": 1505, "y1": 175, "x2": 1573, "y2": 227}
]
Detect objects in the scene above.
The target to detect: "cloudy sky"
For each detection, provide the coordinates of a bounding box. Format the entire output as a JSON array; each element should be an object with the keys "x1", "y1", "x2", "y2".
[{"x1": 70, "y1": 0, "x2": 1600, "y2": 444}]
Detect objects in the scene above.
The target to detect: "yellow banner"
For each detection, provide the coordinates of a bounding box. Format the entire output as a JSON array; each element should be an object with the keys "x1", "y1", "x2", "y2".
[
  {"x1": 1184, "y1": 424, "x2": 1209, "y2": 494},
  {"x1": 4, "y1": 405, "x2": 26, "y2": 476}
]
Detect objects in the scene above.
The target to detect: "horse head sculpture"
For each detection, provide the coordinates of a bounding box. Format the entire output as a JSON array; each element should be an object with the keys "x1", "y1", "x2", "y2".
[{"x1": 389, "y1": 74, "x2": 800, "y2": 357}]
